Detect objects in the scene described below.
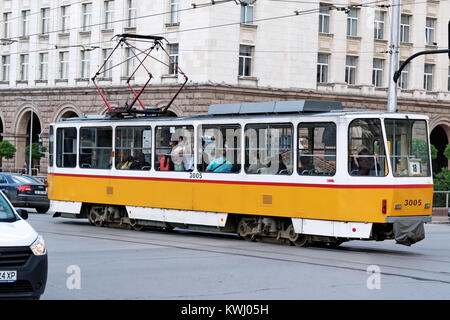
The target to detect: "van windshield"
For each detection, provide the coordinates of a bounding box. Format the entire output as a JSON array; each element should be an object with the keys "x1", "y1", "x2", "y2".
[{"x1": 0, "y1": 193, "x2": 17, "y2": 222}]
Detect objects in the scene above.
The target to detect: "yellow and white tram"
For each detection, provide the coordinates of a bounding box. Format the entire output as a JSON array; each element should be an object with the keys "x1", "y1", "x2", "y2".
[{"x1": 48, "y1": 100, "x2": 433, "y2": 247}]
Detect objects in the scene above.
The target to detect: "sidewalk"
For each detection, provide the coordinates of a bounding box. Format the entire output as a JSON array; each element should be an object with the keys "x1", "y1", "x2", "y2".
[{"x1": 430, "y1": 216, "x2": 450, "y2": 224}]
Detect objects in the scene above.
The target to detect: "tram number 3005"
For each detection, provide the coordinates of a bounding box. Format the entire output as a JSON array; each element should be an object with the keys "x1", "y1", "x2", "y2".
[
  {"x1": 404, "y1": 199, "x2": 422, "y2": 207},
  {"x1": 189, "y1": 172, "x2": 203, "y2": 179}
]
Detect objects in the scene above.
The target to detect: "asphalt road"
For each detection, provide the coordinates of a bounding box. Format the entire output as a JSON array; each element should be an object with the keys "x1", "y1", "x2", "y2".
[{"x1": 23, "y1": 211, "x2": 450, "y2": 300}]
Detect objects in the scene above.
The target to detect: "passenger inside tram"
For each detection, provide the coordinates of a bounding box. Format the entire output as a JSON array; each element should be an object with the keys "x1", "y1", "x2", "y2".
[
  {"x1": 206, "y1": 149, "x2": 233, "y2": 173},
  {"x1": 298, "y1": 155, "x2": 314, "y2": 174},
  {"x1": 351, "y1": 148, "x2": 380, "y2": 176}
]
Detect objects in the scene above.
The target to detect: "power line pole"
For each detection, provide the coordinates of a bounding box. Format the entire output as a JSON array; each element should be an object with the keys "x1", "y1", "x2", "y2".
[{"x1": 387, "y1": 0, "x2": 401, "y2": 112}]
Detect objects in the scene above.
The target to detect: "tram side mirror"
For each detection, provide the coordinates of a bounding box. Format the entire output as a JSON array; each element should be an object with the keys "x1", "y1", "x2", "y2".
[{"x1": 17, "y1": 209, "x2": 28, "y2": 220}]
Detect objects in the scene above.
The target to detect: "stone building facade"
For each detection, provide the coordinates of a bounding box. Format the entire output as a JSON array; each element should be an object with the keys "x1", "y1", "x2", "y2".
[{"x1": 0, "y1": 0, "x2": 448, "y2": 173}]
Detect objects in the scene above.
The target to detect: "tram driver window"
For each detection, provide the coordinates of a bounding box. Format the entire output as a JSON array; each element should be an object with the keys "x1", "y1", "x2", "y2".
[
  {"x1": 298, "y1": 122, "x2": 336, "y2": 176},
  {"x1": 154, "y1": 126, "x2": 194, "y2": 172},
  {"x1": 348, "y1": 119, "x2": 387, "y2": 177},
  {"x1": 198, "y1": 124, "x2": 241, "y2": 173},
  {"x1": 49, "y1": 126, "x2": 54, "y2": 167},
  {"x1": 79, "y1": 127, "x2": 112, "y2": 169},
  {"x1": 245, "y1": 124, "x2": 293, "y2": 175},
  {"x1": 56, "y1": 127, "x2": 77, "y2": 168},
  {"x1": 115, "y1": 127, "x2": 151, "y2": 171}
]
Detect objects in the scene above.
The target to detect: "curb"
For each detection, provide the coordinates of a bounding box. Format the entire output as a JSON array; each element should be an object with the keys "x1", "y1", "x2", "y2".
[{"x1": 429, "y1": 217, "x2": 450, "y2": 224}]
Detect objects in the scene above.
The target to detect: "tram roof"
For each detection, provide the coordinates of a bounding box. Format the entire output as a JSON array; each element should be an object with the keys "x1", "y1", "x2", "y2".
[{"x1": 56, "y1": 100, "x2": 428, "y2": 124}]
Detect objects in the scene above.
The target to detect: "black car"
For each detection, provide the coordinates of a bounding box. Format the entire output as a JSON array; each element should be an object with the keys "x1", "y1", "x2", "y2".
[{"x1": 0, "y1": 174, "x2": 50, "y2": 213}]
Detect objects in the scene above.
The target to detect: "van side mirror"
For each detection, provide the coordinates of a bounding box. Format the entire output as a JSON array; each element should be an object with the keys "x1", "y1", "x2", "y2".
[{"x1": 17, "y1": 209, "x2": 28, "y2": 220}]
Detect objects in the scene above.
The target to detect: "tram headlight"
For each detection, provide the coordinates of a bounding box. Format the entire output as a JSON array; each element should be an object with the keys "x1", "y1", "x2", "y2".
[{"x1": 30, "y1": 235, "x2": 47, "y2": 256}]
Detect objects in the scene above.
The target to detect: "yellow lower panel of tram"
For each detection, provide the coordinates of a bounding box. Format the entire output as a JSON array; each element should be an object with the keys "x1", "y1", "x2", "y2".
[{"x1": 47, "y1": 174, "x2": 433, "y2": 224}]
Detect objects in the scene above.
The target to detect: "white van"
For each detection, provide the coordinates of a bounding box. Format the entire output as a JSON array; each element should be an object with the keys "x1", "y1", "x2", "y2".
[{"x1": 0, "y1": 191, "x2": 47, "y2": 299}]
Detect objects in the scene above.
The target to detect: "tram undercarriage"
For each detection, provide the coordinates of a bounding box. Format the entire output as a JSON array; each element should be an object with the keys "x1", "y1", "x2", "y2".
[{"x1": 52, "y1": 203, "x2": 410, "y2": 248}]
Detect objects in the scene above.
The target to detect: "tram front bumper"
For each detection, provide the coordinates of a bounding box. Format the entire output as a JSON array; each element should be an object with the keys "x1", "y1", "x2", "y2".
[{"x1": 386, "y1": 216, "x2": 430, "y2": 246}]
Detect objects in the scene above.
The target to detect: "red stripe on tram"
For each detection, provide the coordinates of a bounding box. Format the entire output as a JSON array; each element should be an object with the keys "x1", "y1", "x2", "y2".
[{"x1": 48, "y1": 173, "x2": 433, "y2": 190}]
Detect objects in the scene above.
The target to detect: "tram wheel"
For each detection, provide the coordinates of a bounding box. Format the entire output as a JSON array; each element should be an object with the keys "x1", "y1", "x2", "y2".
[
  {"x1": 286, "y1": 224, "x2": 309, "y2": 247},
  {"x1": 129, "y1": 219, "x2": 144, "y2": 231},
  {"x1": 292, "y1": 235, "x2": 309, "y2": 247},
  {"x1": 88, "y1": 207, "x2": 104, "y2": 227},
  {"x1": 237, "y1": 218, "x2": 256, "y2": 241}
]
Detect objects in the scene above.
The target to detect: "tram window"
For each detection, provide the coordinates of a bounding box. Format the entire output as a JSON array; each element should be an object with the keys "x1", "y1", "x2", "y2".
[
  {"x1": 49, "y1": 126, "x2": 54, "y2": 167},
  {"x1": 115, "y1": 127, "x2": 152, "y2": 171},
  {"x1": 154, "y1": 125, "x2": 194, "y2": 172},
  {"x1": 384, "y1": 119, "x2": 431, "y2": 177},
  {"x1": 56, "y1": 127, "x2": 77, "y2": 168},
  {"x1": 245, "y1": 123, "x2": 293, "y2": 175},
  {"x1": 198, "y1": 124, "x2": 241, "y2": 173},
  {"x1": 298, "y1": 122, "x2": 336, "y2": 176},
  {"x1": 79, "y1": 127, "x2": 112, "y2": 169},
  {"x1": 348, "y1": 119, "x2": 387, "y2": 177}
]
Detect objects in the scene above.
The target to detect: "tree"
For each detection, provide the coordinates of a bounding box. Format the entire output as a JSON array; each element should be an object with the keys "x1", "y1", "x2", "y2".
[
  {"x1": 433, "y1": 143, "x2": 450, "y2": 206},
  {"x1": 430, "y1": 144, "x2": 438, "y2": 160},
  {"x1": 444, "y1": 144, "x2": 450, "y2": 161},
  {"x1": 0, "y1": 141, "x2": 16, "y2": 164},
  {"x1": 25, "y1": 142, "x2": 47, "y2": 162},
  {"x1": 411, "y1": 138, "x2": 429, "y2": 163}
]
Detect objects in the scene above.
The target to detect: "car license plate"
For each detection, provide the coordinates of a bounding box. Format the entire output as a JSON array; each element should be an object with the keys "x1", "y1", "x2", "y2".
[
  {"x1": 35, "y1": 190, "x2": 47, "y2": 195},
  {"x1": 0, "y1": 271, "x2": 17, "y2": 283}
]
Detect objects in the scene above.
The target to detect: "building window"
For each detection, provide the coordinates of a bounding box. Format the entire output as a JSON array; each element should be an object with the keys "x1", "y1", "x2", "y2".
[
  {"x1": 3, "y1": 12, "x2": 10, "y2": 38},
  {"x1": 240, "y1": 3, "x2": 254, "y2": 25},
  {"x1": 1, "y1": 55, "x2": 9, "y2": 81},
  {"x1": 104, "y1": 1, "x2": 114, "y2": 30},
  {"x1": 372, "y1": 59, "x2": 384, "y2": 88},
  {"x1": 398, "y1": 61, "x2": 408, "y2": 90},
  {"x1": 124, "y1": 47, "x2": 135, "y2": 77},
  {"x1": 41, "y1": 8, "x2": 50, "y2": 34},
  {"x1": 81, "y1": 50, "x2": 90, "y2": 79},
  {"x1": 39, "y1": 53, "x2": 48, "y2": 80},
  {"x1": 424, "y1": 64, "x2": 434, "y2": 91},
  {"x1": 170, "y1": 0, "x2": 179, "y2": 24},
  {"x1": 425, "y1": 17, "x2": 436, "y2": 46},
  {"x1": 22, "y1": 10, "x2": 30, "y2": 37},
  {"x1": 61, "y1": 5, "x2": 70, "y2": 33},
  {"x1": 127, "y1": 0, "x2": 137, "y2": 28},
  {"x1": 347, "y1": 9, "x2": 358, "y2": 37},
  {"x1": 317, "y1": 53, "x2": 329, "y2": 83},
  {"x1": 20, "y1": 54, "x2": 29, "y2": 81},
  {"x1": 82, "y1": 3, "x2": 92, "y2": 32},
  {"x1": 400, "y1": 14, "x2": 410, "y2": 43},
  {"x1": 168, "y1": 44, "x2": 179, "y2": 75},
  {"x1": 374, "y1": 11, "x2": 385, "y2": 40},
  {"x1": 102, "y1": 48, "x2": 113, "y2": 79},
  {"x1": 318, "y1": 3, "x2": 330, "y2": 34},
  {"x1": 345, "y1": 56, "x2": 357, "y2": 85},
  {"x1": 59, "y1": 51, "x2": 69, "y2": 79},
  {"x1": 239, "y1": 45, "x2": 253, "y2": 77}
]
